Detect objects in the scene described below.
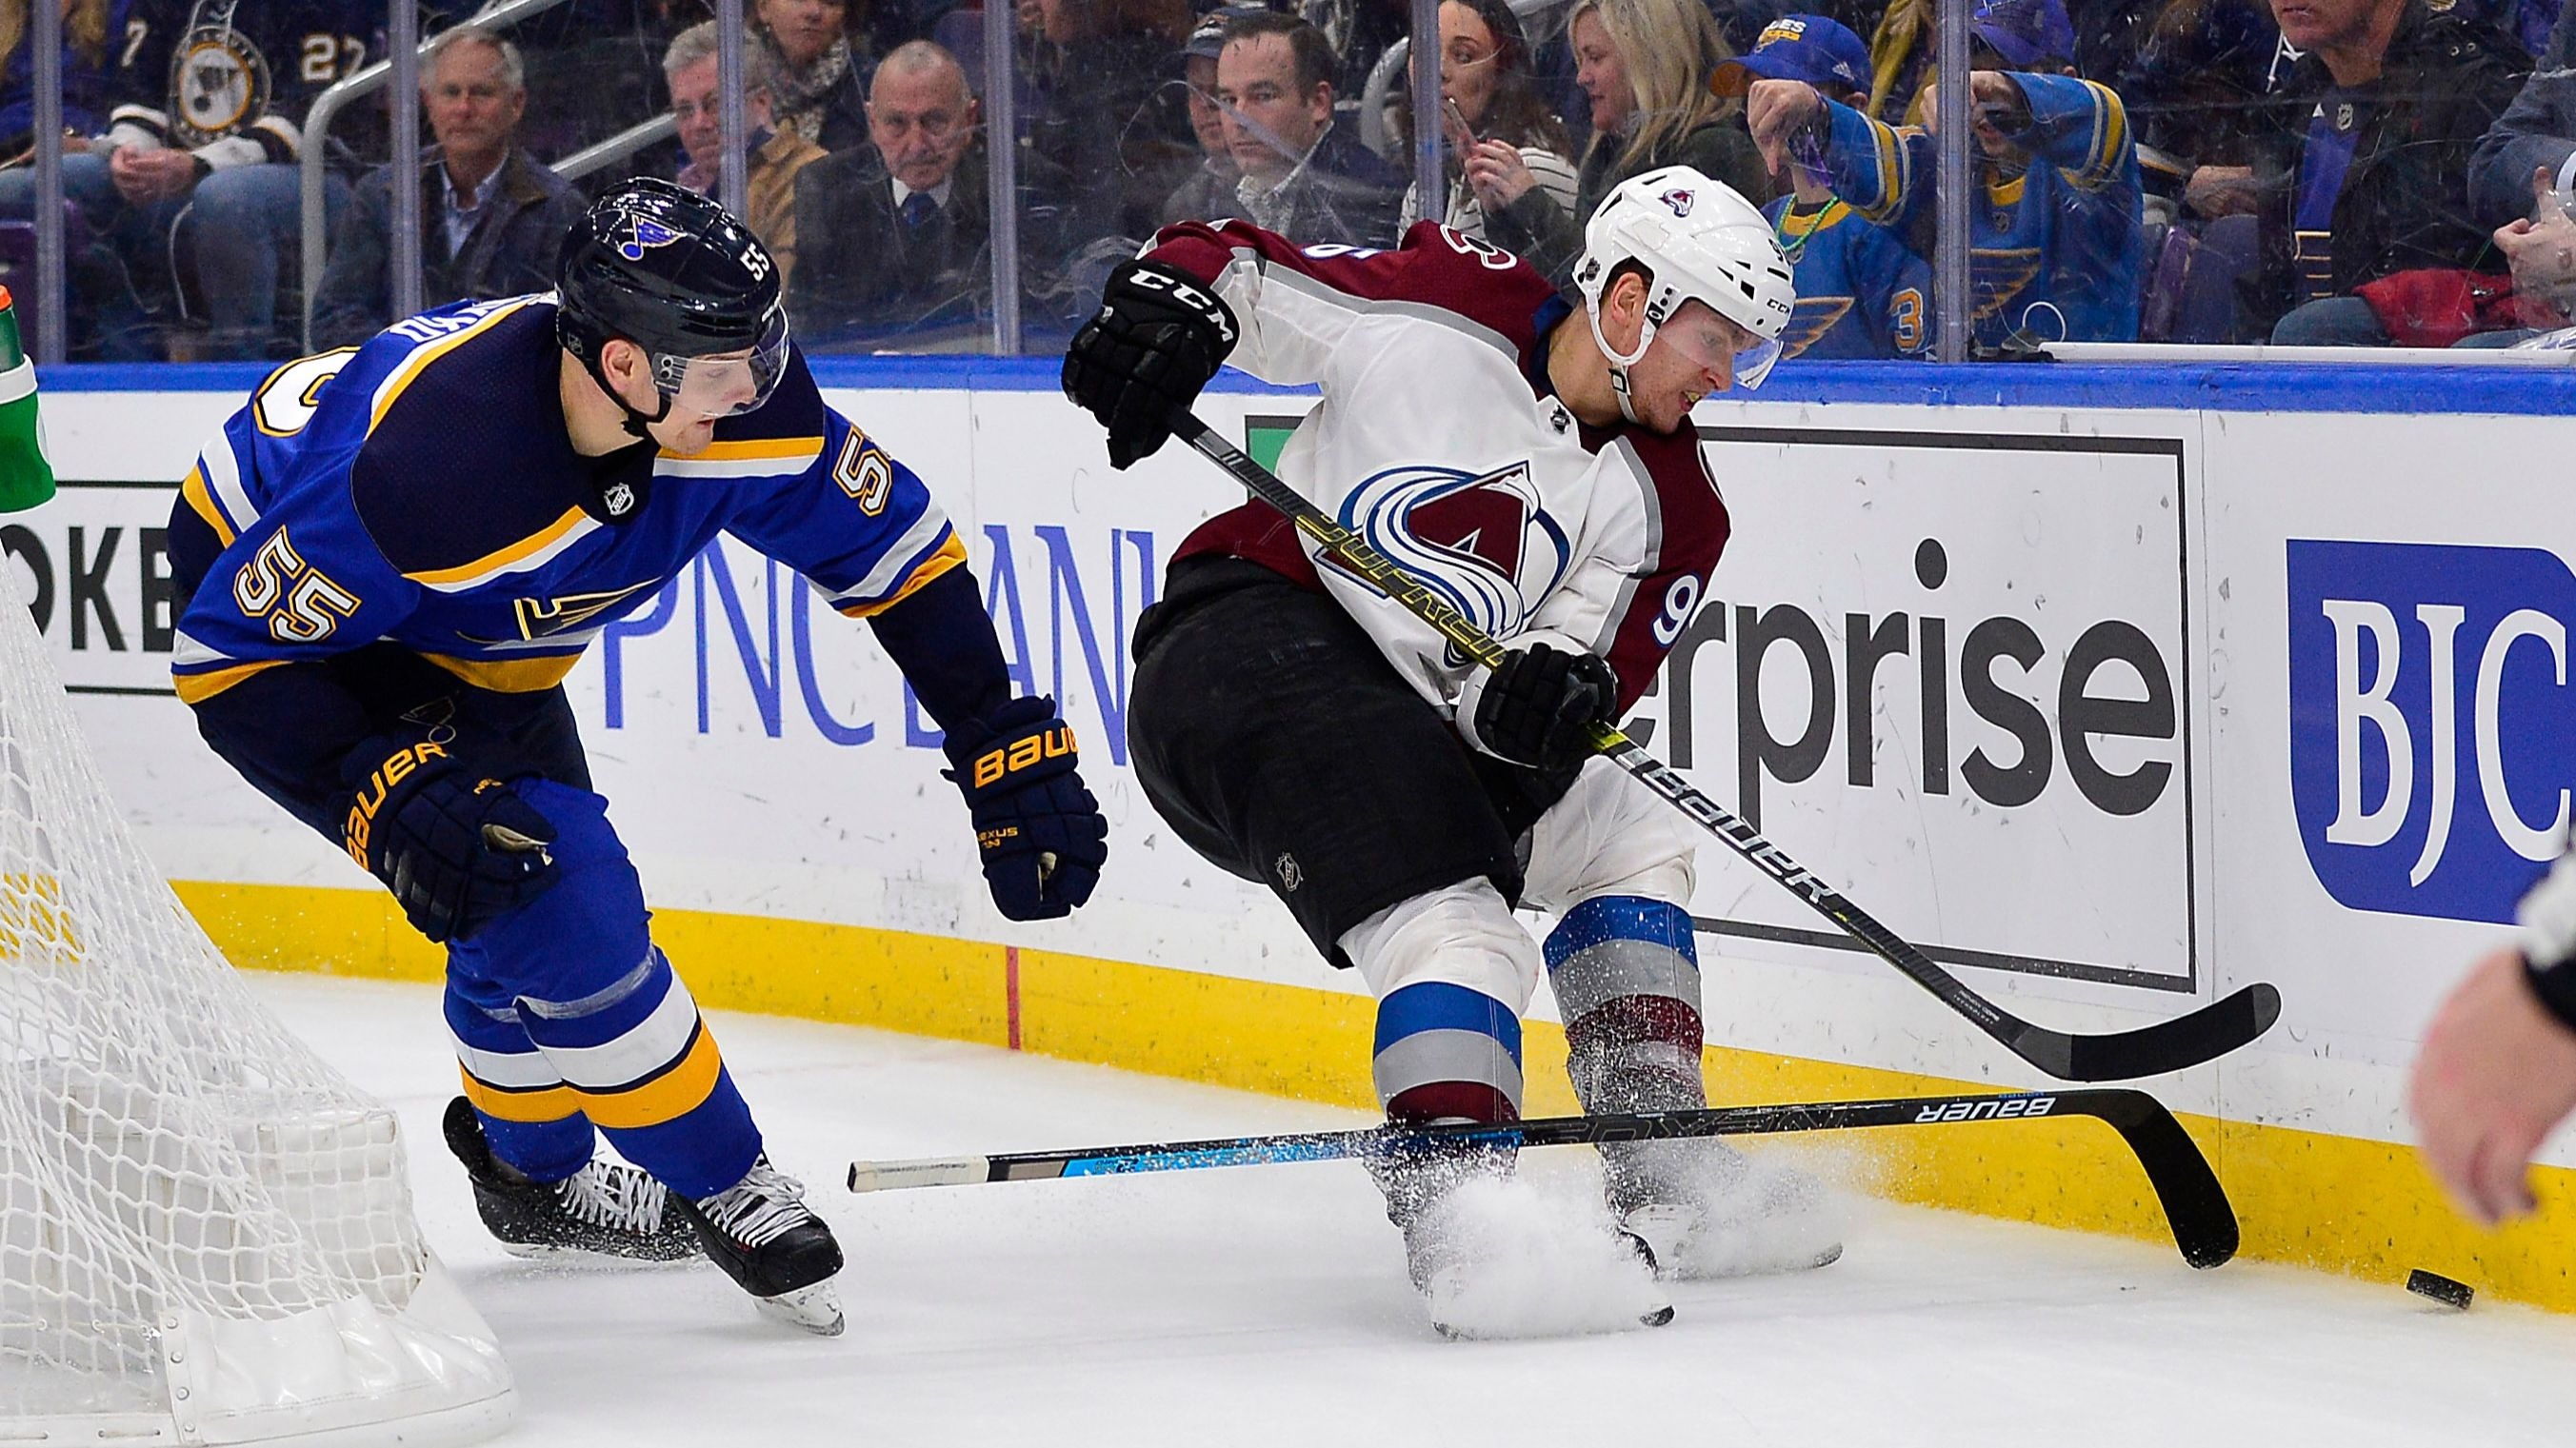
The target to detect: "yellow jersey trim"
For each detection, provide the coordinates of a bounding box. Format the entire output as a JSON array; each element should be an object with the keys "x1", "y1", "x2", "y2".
[
  {"x1": 405, "y1": 506, "x2": 590, "y2": 589},
  {"x1": 834, "y1": 532, "x2": 970, "y2": 618},
  {"x1": 172, "y1": 658, "x2": 289, "y2": 705},
  {"x1": 180, "y1": 466, "x2": 236, "y2": 547},
  {"x1": 419, "y1": 650, "x2": 588, "y2": 693}
]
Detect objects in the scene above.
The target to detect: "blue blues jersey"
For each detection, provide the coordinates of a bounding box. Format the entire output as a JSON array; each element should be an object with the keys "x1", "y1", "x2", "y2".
[
  {"x1": 1819, "y1": 71, "x2": 2144, "y2": 344},
  {"x1": 1767, "y1": 195, "x2": 1932, "y2": 360},
  {"x1": 169, "y1": 293, "x2": 968, "y2": 707}
]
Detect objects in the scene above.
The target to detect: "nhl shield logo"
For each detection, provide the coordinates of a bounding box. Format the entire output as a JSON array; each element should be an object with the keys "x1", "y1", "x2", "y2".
[
  {"x1": 615, "y1": 213, "x2": 686, "y2": 262},
  {"x1": 601, "y1": 481, "x2": 637, "y2": 517},
  {"x1": 1661, "y1": 188, "x2": 1696, "y2": 218}
]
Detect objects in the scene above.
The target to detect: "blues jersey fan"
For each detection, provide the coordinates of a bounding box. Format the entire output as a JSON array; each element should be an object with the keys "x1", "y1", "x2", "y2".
[
  {"x1": 1063, "y1": 170, "x2": 1843, "y2": 1335},
  {"x1": 1747, "y1": 0, "x2": 2144, "y2": 346},
  {"x1": 100, "y1": 1, "x2": 384, "y2": 357},
  {"x1": 165, "y1": 180, "x2": 1108, "y2": 1336},
  {"x1": 1717, "y1": 17, "x2": 1932, "y2": 360}
]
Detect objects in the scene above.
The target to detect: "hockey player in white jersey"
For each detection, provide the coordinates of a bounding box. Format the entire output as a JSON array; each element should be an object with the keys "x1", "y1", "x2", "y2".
[{"x1": 1064, "y1": 169, "x2": 1843, "y2": 1334}]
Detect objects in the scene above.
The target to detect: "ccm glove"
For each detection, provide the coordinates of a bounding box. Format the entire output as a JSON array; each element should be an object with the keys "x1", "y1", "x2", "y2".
[
  {"x1": 1061, "y1": 257, "x2": 1239, "y2": 468},
  {"x1": 338, "y1": 737, "x2": 559, "y2": 944},
  {"x1": 1456, "y1": 644, "x2": 1619, "y2": 771},
  {"x1": 942, "y1": 696, "x2": 1109, "y2": 921}
]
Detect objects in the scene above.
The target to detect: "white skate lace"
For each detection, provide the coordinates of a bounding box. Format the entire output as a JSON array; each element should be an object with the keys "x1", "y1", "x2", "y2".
[
  {"x1": 555, "y1": 1161, "x2": 669, "y2": 1235},
  {"x1": 694, "y1": 1162, "x2": 814, "y2": 1249}
]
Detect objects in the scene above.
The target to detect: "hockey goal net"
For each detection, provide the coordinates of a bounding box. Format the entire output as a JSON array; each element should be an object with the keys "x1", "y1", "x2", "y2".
[{"x1": 0, "y1": 564, "x2": 513, "y2": 1443}]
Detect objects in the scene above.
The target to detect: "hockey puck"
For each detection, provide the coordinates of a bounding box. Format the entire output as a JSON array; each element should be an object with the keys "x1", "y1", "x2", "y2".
[{"x1": 2406, "y1": 1269, "x2": 2474, "y2": 1310}]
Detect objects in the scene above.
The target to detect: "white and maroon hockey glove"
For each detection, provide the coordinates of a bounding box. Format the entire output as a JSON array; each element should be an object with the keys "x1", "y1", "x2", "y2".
[
  {"x1": 1061, "y1": 258, "x2": 1238, "y2": 468},
  {"x1": 1456, "y1": 643, "x2": 1619, "y2": 772}
]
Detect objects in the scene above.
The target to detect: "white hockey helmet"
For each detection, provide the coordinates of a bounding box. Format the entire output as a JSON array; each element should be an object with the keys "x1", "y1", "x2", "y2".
[{"x1": 1569, "y1": 166, "x2": 1795, "y2": 416}]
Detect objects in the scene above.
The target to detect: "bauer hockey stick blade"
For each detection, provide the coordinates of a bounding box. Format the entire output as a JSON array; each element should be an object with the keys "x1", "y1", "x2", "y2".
[
  {"x1": 1169, "y1": 413, "x2": 2281, "y2": 1082},
  {"x1": 849, "y1": 1088, "x2": 2237, "y2": 1268}
]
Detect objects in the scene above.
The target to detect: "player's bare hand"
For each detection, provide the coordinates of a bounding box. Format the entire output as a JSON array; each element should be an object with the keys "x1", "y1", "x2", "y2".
[
  {"x1": 1746, "y1": 79, "x2": 1822, "y2": 178},
  {"x1": 1462, "y1": 140, "x2": 1536, "y2": 211},
  {"x1": 2407, "y1": 946, "x2": 2576, "y2": 1226},
  {"x1": 110, "y1": 145, "x2": 197, "y2": 205}
]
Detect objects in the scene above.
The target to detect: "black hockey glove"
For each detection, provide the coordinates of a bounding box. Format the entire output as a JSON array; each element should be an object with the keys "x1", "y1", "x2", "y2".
[
  {"x1": 942, "y1": 696, "x2": 1109, "y2": 921},
  {"x1": 338, "y1": 736, "x2": 559, "y2": 944},
  {"x1": 1061, "y1": 257, "x2": 1239, "y2": 469},
  {"x1": 1458, "y1": 644, "x2": 1620, "y2": 772}
]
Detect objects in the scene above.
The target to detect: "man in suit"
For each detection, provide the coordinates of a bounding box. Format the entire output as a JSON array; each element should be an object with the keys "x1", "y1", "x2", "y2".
[
  {"x1": 789, "y1": 40, "x2": 994, "y2": 346},
  {"x1": 310, "y1": 25, "x2": 588, "y2": 350}
]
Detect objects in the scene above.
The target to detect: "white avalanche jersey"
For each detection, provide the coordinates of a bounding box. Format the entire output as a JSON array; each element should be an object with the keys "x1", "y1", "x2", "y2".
[{"x1": 1158, "y1": 218, "x2": 1731, "y2": 718}]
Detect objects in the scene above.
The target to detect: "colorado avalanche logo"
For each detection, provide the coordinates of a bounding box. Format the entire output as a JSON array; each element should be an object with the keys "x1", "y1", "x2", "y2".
[
  {"x1": 1660, "y1": 188, "x2": 1696, "y2": 218},
  {"x1": 615, "y1": 213, "x2": 686, "y2": 261},
  {"x1": 1335, "y1": 461, "x2": 1572, "y2": 640}
]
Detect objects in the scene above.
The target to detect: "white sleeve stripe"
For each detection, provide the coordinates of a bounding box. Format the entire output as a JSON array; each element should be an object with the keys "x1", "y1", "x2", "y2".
[
  {"x1": 200, "y1": 437, "x2": 256, "y2": 534},
  {"x1": 829, "y1": 506, "x2": 951, "y2": 604}
]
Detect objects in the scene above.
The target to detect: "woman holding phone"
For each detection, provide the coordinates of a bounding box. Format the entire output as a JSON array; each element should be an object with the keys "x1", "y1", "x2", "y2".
[{"x1": 1398, "y1": 0, "x2": 1579, "y2": 241}]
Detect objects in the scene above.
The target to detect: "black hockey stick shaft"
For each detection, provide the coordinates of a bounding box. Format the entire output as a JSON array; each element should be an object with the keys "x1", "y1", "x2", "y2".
[
  {"x1": 849, "y1": 1086, "x2": 2237, "y2": 1268},
  {"x1": 1169, "y1": 413, "x2": 2280, "y2": 1081}
]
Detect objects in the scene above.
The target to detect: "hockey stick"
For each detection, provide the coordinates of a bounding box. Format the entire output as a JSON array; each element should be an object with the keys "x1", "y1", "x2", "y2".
[
  {"x1": 1169, "y1": 412, "x2": 2279, "y2": 1081},
  {"x1": 849, "y1": 1086, "x2": 2237, "y2": 1268}
]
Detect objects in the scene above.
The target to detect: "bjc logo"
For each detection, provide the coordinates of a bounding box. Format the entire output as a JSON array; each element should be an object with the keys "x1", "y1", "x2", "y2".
[{"x1": 2287, "y1": 540, "x2": 2568, "y2": 922}]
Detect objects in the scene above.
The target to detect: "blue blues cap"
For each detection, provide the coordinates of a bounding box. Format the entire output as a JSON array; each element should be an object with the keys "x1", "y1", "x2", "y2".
[
  {"x1": 1709, "y1": 15, "x2": 1872, "y2": 99},
  {"x1": 1971, "y1": 0, "x2": 2075, "y2": 69}
]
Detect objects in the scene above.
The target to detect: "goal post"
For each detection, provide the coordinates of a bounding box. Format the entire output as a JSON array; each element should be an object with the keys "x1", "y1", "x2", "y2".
[{"x1": 0, "y1": 560, "x2": 515, "y2": 1443}]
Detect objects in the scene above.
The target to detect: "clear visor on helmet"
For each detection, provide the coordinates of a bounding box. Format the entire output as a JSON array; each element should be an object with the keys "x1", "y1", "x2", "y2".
[
  {"x1": 1655, "y1": 299, "x2": 1785, "y2": 392},
  {"x1": 650, "y1": 308, "x2": 789, "y2": 419}
]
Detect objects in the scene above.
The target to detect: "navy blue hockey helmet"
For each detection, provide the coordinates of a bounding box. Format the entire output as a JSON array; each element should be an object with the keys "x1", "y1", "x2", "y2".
[{"x1": 557, "y1": 178, "x2": 789, "y2": 427}]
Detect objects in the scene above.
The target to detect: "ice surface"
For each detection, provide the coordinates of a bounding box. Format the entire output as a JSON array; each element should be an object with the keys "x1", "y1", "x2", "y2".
[
  {"x1": 1408, "y1": 1168, "x2": 1670, "y2": 1339},
  {"x1": 250, "y1": 974, "x2": 2575, "y2": 1448}
]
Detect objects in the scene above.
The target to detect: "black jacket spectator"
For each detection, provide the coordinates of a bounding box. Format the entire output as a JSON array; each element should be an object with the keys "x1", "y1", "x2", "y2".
[
  {"x1": 2240, "y1": 0, "x2": 2526, "y2": 331},
  {"x1": 2471, "y1": 0, "x2": 2576, "y2": 226},
  {"x1": 310, "y1": 147, "x2": 586, "y2": 348},
  {"x1": 1208, "y1": 124, "x2": 1408, "y2": 246},
  {"x1": 789, "y1": 143, "x2": 996, "y2": 343}
]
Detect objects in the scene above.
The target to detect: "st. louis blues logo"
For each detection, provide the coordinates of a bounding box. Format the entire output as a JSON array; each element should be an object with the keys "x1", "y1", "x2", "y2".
[
  {"x1": 615, "y1": 212, "x2": 687, "y2": 261},
  {"x1": 1331, "y1": 461, "x2": 1572, "y2": 642},
  {"x1": 1661, "y1": 188, "x2": 1696, "y2": 218}
]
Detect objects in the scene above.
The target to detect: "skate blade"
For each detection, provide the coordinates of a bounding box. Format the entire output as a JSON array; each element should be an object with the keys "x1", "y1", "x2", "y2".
[
  {"x1": 755, "y1": 1279, "x2": 846, "y2": 1337},
  {"x1": 1623, "y1": 1203, "x2": 1846, "y2": 1282},
  {"x1": 498, "y1": 1241, "x2": 702, "y2": 1268},
  {"x1": 1432, "y1": 1299, "x2": 1673, "y2": 1340}
]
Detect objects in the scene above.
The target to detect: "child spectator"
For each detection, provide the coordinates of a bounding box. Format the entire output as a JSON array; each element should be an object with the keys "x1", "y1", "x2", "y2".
[
  {"x1": 1748, "y1": 0, "x2": 2147, "y2": 344},
  {"x1": 1723, "y1": 14, "x2": 1933, "y2": 357}
]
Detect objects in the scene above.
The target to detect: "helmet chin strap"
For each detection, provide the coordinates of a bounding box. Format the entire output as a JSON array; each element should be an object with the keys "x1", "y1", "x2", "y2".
[
  {"x1": 1584, "y1": 293, "x2": 1661, "y2": 426},
  {"x1": 583, "y1": 347, "x2": 676, "y2": 445}
]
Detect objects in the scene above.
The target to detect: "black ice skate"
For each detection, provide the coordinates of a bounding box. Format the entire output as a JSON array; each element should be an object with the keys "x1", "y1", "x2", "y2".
[
  {"x1": 1369, "y1": 1134, "x2": 1671, "y2": 1339},
  {"x1": 672, "y1": 1159, "x2": 846, "y2": 1336},
  {"x1": 442, "y1": 1096, "x2": 702, "y2": 1263},
  {"x1": 1603, "y1": 1137, "x2": 1847, "y2": 1282}
]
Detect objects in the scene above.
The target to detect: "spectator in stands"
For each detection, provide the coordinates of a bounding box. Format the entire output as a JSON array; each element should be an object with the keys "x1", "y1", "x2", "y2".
[
  {"x1": 1025, "y1": 0, "x2": 1195, "y2": 249},
  {"x1": 1483, "y1": 0, "x2": 1768, "y2": 287},
  {"x1": 2471, "y1": 0, "x2": 2576, "y2": 228},
  {"x1": 2290, "y1": 163, "x2": 2576, "y2": 345},
  {"x1": 790, "y1": 39, "x2": 998, "y2": 342},
  {"x1": 758, "y1": 0, "x2": 872, "y2": 151},
  {"x1": 1397, "y1": 0, "x2": 1580, "y2": 240},
  {"x1": 310, "y1": 27, "x2": 585, "y2": 350},
  {"x1": 1209, "y1": 9, "x2": 1406, "y2": 246},
  {"x1": 667, "y1": 22, "x2": 829, "y2": 288},
  {"x1": 2247, "y1": 0, "x2": 2526, "y2": 344},
  {"x1": 1723, "y1": 15, "x2": 1933, "y2": 358},
  {"x1": 61, "y1": 0, "x2": 384, "y2": 359},
  {"x1": 0, "y1": 0, "x2": 122, "y2": 165},
  {"x1": 1747, "y1": 0, "x2": 2147, "y2": 343},
  {"x1": 1160, "y1": 6, "x2": 1255, "y2": 227}
]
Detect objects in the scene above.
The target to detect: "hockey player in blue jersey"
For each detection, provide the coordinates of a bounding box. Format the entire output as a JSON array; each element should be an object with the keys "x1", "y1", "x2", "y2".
[
  {"x1": 1745, "y1": 0, "x2": 2145, "y2": 346},
  {"x1": 1716, "y1": 16, "x2": 1932, "y2": 360},
  {"x1": 164, "y1": 179, "x2": 1109, "y2": 1335}
]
